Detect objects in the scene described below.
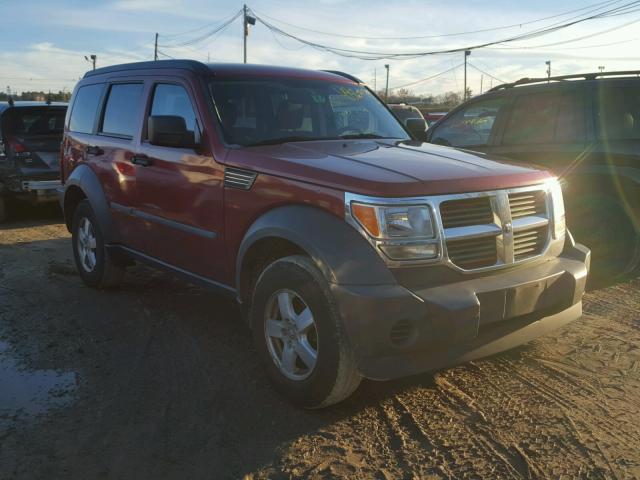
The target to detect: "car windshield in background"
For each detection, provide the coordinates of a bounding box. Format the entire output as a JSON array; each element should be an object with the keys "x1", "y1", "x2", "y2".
[
  {"x1": 209, "y1": 78, "x2": 409, "y2": 146},
  {"x1": 3, "y1": 108, "x2": 66, "y2": 136}
]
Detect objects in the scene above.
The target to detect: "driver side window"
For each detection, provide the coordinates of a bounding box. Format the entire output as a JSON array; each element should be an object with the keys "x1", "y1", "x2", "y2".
[{"x1": 432, "y1": 97, "x2": 505, "y2": 148}]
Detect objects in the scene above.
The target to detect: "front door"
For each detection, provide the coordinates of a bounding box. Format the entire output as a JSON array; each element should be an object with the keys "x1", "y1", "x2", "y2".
[{"x1": 133, "y1": 81, "x2": 227, "y2": 282}]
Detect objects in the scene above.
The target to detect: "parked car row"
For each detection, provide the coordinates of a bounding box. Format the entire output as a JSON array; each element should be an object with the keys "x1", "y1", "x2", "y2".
[{"x1": 4, "y1": 61, "x2": 637, "y2": 407}]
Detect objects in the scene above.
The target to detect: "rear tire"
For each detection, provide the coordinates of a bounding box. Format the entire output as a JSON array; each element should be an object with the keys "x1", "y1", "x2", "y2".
[
  {"x1": 72, "y1": 199, "x2": 124, "y2": 288},
  {"x1": 250, "y1": 255, "x2": 361, "y2": 408}
]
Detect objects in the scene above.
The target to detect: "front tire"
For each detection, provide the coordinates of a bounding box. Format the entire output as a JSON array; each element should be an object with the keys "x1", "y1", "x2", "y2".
[
  {"x1": 250, "y1": 255, "x2": 361, "y2": 408},
  {"x1": 72, "y1": 199, "x2": 124, "y2": 288}
]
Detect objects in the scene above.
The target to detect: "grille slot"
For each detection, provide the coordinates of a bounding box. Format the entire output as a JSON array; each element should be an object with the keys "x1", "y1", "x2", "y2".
[
  {"x1": 446, "y1": 236, "x2": 497, "y2": 269},
  {"x1": 224, "y1": 168, "x2": 257, "y2": 190},
  {"x1": 508, "y1": 191, "x2": 546, "y2": 219},
  {"x1": 390, "y1": 320, "x2": 414, "y2": 346},
  {"x1": 440, "y1": 197, "x2": 493, "y2": 229},
  {"x1": 514, "y1": 227, "x2": 547, "y2": 261}
]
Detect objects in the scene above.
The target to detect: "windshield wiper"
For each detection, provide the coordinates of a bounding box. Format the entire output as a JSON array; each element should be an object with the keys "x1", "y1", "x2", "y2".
[
  {"x1": 338, "y1": 133, "x2": 390, "y2": 140},
  {"x1": 245, "y1": 136, "x2": 336, "y2": 147}
]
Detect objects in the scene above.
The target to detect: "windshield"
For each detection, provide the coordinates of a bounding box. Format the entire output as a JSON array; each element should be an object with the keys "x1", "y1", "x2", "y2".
[
  {"x1": 2, "y1": 107, "x2": 66, "y2": 136},
  {"x1": 209, "y1": 78, "x2": 409, "y2": 146}
]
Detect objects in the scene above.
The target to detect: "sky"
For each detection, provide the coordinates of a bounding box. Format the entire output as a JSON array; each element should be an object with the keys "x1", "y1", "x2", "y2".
[{"x1": 1, "y1": 0, "x2": 639, "y2": 96}]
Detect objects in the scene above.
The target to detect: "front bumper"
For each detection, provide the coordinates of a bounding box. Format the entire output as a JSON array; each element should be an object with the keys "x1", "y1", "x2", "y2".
[{"x1": 332, "y1": 242, "x2": 590, "y2": 380}]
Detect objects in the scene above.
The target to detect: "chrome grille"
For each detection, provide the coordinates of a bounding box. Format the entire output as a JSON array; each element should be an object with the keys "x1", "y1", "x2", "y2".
[
  {"x1": 513, "y1": 226, "x2": 547, "y2": 261},
  {"x1": 508, "y1": 191, "x2": 546, "y2": 219},
  {"x1": 441, "y1": 187, "x2": 550, "y2": 271},
  {"x1": 224, "y1": 168, "x2": 257, "y2": 190},
  {"x1": 440, "y1": 197, "x2": 493, "y2": 228},
  {"x1": 446, "y1": 236, "x2": 498, "y2": 269}
]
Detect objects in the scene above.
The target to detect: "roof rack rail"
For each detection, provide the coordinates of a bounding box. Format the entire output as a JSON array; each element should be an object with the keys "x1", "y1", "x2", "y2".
[
  {"x1": 321, "y1": 70, "x2": 363, "y2": 84},
  {"x1": 488, "y1": 70, "x2": 640, "y2": 92},
  {"x1": 83, "y1": 59, "x2": 210, "y2": 78}
]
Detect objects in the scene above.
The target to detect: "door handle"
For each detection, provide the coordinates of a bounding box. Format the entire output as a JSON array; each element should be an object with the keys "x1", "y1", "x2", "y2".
[
  {"x1": 131, "y1": 155, "x2": 153, "y2": 167},
  {"x1": 86, "y1": 145, "x2": 103, "y2": 156}
]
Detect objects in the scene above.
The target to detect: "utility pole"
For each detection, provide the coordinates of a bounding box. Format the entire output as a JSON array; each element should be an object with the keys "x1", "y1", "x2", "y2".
[
  {"x1": 480, "y1": 74, "x2": 484, "y2": 94},
  {"x1": 384, "y1": 64, "x2": 389, "y2": 102},
  {"x1": 598, "y1": 66, "x2": 605, "y2": 73},
  {"x1": 242, "y1": 5, "x2": 256, "y2": 63},
  {"x1": 546, "y1": 60, "x2": 551, "y2": 83},
  {"x1": 154, "y1": 33, "x2": 158, "y2": 61},
  {"x1": 374, "y1": 68, "x2": 377, "y2": 92},
  {"x1": 464, "y1": 50, "x2": 471, "y2": 101}
]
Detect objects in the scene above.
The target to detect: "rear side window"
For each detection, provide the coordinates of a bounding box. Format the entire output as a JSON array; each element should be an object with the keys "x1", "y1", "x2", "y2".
[
  {"x1": 430, "y1": 97, "x2": 505, "y2": 148},
  {"x1": 150, "y1": 84, "x2": 198, "y2": 135},
  {"x1": 503, "y1": 90, "x2": 586, "y2": 145},
  {"x1": 101, "y1": 83, "x2": 144, "y2": 138},
  {"x1": 69, "y1": 84, "x2": 105, "y2": 134},
  {"x1": 596, "y1": 84, "x2": 640, "y2": 140}
]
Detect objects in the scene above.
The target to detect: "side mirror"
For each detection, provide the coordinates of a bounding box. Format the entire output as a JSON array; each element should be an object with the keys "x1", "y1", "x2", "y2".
[
  {"x1": 148, "y1": 115, "x2": 195, "y2": 149},
  {"x1": 406, "y1": 118, "x2": 427, "y2": 142}
]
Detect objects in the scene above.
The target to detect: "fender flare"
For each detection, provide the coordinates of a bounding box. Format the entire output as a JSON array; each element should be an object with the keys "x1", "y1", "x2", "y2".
[
  {"x1": 235, "y1": 205, "x2": 397, "y2": 291},
  {"x1": 62, "y1": 164, "x2": 119, "y2": 244}
]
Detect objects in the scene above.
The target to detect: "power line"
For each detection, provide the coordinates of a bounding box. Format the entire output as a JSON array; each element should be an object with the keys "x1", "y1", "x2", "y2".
[
  {"x1": 252, "y1": 1, "x2": 640, "y2": 60},
  {"x1": 161, "y1": 9, "x2": 242, "y2": 39},
  {"x1": 389, "y1": 63, "x2": 464, "y2": 90},
  {"x1": 252, "y1": 0, "x2": 625, "y2": 40},
  {"x1": 466, "y1": 62, "x2": 507, "y2": 84},
  {"x1": 158, "y1": 9, "x2": 243, "y2": 48}
]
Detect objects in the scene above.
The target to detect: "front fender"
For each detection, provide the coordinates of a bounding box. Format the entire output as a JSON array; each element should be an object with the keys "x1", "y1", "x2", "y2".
[
  {"x1": 235, "y1": 205, "x2": 397, "y2": 290},
  {"x1": 63, "y1": 164, "x2": 119, "y2": 244}
]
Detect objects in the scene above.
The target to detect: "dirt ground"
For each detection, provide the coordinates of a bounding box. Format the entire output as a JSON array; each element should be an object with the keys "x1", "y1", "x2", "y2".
[{"x1": 0, "y1": 208, "x2": 639, "y2": 480}]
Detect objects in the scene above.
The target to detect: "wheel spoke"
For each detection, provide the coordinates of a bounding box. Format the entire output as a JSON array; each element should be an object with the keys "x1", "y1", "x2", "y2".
[
  {"x1": 294, "y1": 338, "x2": 317, "y2": 370},
  {"x1": 265, "y1": 319, "x2": 285, "y2": 338},
  {"x1": 82, "y1": 219, "x2": 90, "y2": 236},
  {"x1": 87, "y1": 252, "x2": 96, "y2": 270},
  {"x1": 277, "y1": 291, "x2": 296, "y2": 321},
  {"x1": 87, "y1": 237, "x2": 97, "y2": 249},
  {"x1": 295, "y1": 307, "x2": 314, "y2": 333},
  {"x1": 281, "y1": 344, "x2": 297, "y2": 375}
]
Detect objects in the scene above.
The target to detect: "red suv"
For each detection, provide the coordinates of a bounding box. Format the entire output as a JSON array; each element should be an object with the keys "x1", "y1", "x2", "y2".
[{"x1": 59, "y1": 60, "x2": 590, "y2": 408}]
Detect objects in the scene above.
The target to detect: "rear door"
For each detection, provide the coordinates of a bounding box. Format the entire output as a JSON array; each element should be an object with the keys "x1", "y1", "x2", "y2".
[
  {"x1": 133, "y1": 80, "x2": 227, "y2": 281},
  {"x1": 490, "y1": 85, "x2": 590, "y2": 175},
  {"x1": 91, "y1": 81, "x2": 147, "y2": 253}
]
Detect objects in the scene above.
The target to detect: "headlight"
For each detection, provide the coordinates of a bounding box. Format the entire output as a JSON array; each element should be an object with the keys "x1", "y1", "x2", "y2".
[
  {"x1": 548, "y1": 178, "x2": 566, "y2": 239},
  {"x1": 349, "y1": 201, "x2": 439, "y2": 261}
]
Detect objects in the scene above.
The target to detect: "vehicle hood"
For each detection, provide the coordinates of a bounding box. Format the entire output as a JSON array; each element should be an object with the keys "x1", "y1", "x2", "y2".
[{"x1": 224, "y1": 140, "x2": 552, "y2": 197}]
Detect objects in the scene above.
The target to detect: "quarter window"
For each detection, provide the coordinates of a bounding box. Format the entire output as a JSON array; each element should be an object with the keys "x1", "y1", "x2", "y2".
[
  {"x1": 431, "y1": 97, "x2": 505, "y2": 148},
  {"x1": 101, "y1": 83, "x2": 144, "y2": 138},
  {"x1": 150, "y1": 84, "x2": 199, "y2": 138},
  {"x1": 596, "y1": 85, "x2": 640, "y2": 140},
  {"x1": 69, "y1": 84, "x2": 105, "y2": 134}
]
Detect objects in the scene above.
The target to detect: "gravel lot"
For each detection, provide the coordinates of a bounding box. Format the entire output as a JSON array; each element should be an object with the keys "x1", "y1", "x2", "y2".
[{"x1": 1, "y1": 208, "x2": 639, "y2": 479}]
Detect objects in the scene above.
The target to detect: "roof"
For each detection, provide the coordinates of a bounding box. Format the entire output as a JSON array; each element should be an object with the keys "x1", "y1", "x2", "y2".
[
  {"x1": 0, "y1": 101, "x2": 68, "y2": 113},
  {"x1": 488, "y1": 70, "x2": 640, "y2": 92},
  {"x1": 83, "y1": 59, "x2": 358, "y2": 84}
]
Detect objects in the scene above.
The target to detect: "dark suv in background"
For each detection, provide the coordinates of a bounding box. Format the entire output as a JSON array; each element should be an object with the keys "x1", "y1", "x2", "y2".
[
  {"x1": 0, "y1": 100, "x2": 67, "y2": 221},
  {"x1": 426, "y1": 72, "x2": 640, "y2": 280}
]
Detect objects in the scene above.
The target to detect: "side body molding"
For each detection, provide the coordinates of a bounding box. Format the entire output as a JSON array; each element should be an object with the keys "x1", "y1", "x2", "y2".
[
  {"x1": 235, "y1": 205, "x2": 398, "y2": 290},
  {"x1": 62, "y1": 164, "x2": 120, "y2": 244}
]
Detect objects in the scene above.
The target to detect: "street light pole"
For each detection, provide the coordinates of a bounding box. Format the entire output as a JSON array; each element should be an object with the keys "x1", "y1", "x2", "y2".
[
  {"x1": 464, "y1": 50, "x2": 471, "y2": 101},
  {"x1": 154, "y1": 33, "x2": 158, "y2": 61},
  {"x1": 384, "y1": 64, "x2": 390, "y2": 102},
  {"x1": 546, "y1": 60, "x2": 551, "y2": 83},
  {"x1": 85, "y1": 55, "x2": 97, "y2": 70}
]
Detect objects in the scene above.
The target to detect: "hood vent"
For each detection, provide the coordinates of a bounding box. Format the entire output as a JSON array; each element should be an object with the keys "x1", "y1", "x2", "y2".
[{"x1": 224, "y1": 168, "x2": 257, "y2": 190}]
